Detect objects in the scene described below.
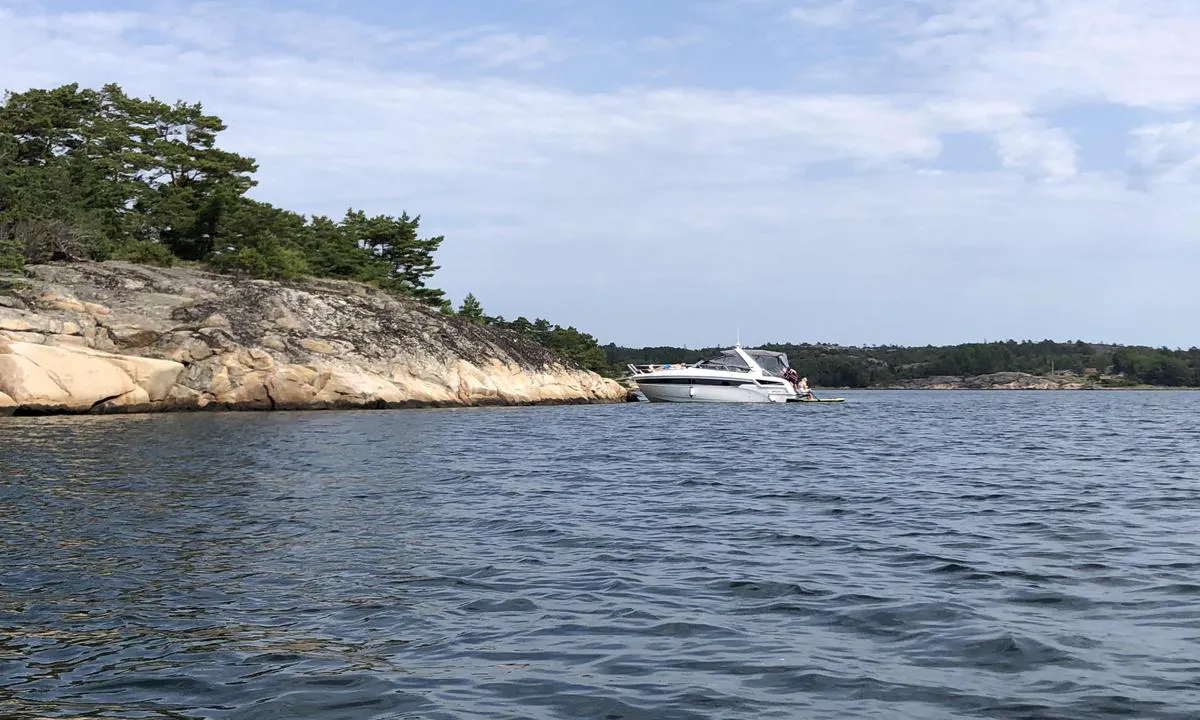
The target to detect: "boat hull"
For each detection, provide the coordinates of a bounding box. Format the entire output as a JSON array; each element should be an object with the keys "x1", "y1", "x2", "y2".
[{"x1": 635, "y1": 379, "x2": 793, "y2": 403}]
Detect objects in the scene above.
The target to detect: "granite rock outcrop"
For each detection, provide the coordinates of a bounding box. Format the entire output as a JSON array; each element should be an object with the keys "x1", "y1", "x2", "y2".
[{"x1": 0, "y1": 262, "x2": 626, "y2": 414}]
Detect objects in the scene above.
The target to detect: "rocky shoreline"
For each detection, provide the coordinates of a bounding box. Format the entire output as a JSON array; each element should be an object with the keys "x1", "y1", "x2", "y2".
[
  {"x1": 869, "y1": 372, "x2": 1188, "y2": 390},
  {"x1": 0, "y1": 262, "x2": 628, "y2": 416},
  {"x1": 882, "y1": 371, "x2": 1088, "y2": 390}
]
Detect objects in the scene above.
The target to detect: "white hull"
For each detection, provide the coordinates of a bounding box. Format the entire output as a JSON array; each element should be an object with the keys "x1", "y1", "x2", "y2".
[
  {"x1": 637, "y1": 381, "x2": 791, "y2": 403},
  {"x1": 624, "y1": 346, "x2": 800, "y2": 405}
]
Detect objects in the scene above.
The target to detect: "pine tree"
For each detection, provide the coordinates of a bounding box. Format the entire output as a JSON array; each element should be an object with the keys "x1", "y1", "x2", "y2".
[{"x1": 458, "y1": 292, "x2": 484, "y2": 321}]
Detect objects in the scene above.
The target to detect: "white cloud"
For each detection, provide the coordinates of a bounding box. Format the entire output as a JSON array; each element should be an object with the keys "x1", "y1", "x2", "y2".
[
  {"x1": 1129, "y1": 120, "x2": 1200, "y2": 186},
  {"x1": 1, "y1": 0, "x2": 1199, "y2": 347},
  {"x1": 450, "y1": 31, "x2": 558, "y2": 69},
  {"x1": 881, "y1": 0, "x2": 1200, "y2": 111},
  {"x1": 788, "y1": 0, "x2": 858, "y2": 27},
  {"x1": 992, "y1": 124, "x2": 1078, "y2": 181}
]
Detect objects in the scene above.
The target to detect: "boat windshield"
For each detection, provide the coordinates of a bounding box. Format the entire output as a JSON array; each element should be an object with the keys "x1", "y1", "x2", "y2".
[
  {"x1": 751, "y1": 352, "x2": 788, "y2": 377},
  {"x1": 692, "y1": 351, "x2": 751, "y2": 373}
]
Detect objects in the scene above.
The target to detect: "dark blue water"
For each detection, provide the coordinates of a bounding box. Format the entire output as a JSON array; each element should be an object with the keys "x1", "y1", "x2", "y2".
[{"x1": 3, "y1": 390, "x2": 1200, "y2": 719}]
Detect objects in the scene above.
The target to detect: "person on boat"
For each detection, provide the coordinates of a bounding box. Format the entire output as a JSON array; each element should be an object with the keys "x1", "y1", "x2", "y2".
[
  {"x1": 783, "y1": 367, "x2": 813, "y2": 398},
  {"x1": 782, "y1": 367, "x2": 799, "y2": 388}
]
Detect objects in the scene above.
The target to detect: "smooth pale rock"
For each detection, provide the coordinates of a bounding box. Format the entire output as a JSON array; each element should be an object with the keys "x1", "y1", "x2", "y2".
[
  {"x1": 313, "y1": 366, "x2": 406, "y2": 406},
  {"x1": 454, "y1": 360, "x2": 502, "y2": 401},
  {"x1": 388, "y1": 366, "x2": 456, "y2": 404},
  {"x1": 101, "y1": 354, "x2": 184, "y2": 402},
  {"x1": 0, "y1": 340, "x2": 184, "y2": 410},
  {"x1": 0, "y1": 390, "x2": 15, "y2": 416},
  {"x1": 0, "y1": 342, "x2": 136, "y2": 410},
  {"x1": 83, "y1": 302, "x2": 110, "y2": 316},
  {"x1": 0, "y1": 355, "x2": 64, "y2": 405},
  {"x1": 61, "y1": 321, "x2": 81, "y2": 336}
]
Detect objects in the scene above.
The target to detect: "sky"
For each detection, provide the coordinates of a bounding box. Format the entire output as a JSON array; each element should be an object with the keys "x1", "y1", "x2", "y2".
[{"x1": 2, "y1": 0, "x2": 1198, "y2": 349}]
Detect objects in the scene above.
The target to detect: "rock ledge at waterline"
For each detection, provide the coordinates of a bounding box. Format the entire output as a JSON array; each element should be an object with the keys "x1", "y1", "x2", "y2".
[{"x1": 0, "y1": 262, "x2": 627, "y2": 416}]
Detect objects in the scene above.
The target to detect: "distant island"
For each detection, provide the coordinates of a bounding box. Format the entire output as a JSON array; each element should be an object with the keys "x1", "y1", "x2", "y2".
[{"x1": 603, "y1": 341, "x2": 1200, "y2": 389}]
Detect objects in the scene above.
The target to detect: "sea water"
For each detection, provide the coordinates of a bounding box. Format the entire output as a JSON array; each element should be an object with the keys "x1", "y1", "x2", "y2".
[{"x1": 3, "y1": 390, "x2": 1199, "y2": 719}]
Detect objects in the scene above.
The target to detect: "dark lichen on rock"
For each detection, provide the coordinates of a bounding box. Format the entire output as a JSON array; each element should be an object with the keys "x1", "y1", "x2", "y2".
[{"x1": 0, "y1": 261, "x2": 627, "y2": 414}]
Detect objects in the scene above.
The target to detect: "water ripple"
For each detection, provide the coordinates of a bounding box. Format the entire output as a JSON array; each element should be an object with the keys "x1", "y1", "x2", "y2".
[{"x1": 3, "y1": 391, "x2": 1200, "y2": 718}]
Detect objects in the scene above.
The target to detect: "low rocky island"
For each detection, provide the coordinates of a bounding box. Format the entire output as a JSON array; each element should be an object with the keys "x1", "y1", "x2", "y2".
[
  {"x1": 884, "y1": 372, "x2": 1089, "y2": 390},
  {"x1": 0, "y1": 262, "x2": 628, "y2": 416}
]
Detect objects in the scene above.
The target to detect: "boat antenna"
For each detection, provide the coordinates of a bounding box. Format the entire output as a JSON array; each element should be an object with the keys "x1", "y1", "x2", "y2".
[{"x1": 736, "y1": 327, "x2": 741, "y2": 348}]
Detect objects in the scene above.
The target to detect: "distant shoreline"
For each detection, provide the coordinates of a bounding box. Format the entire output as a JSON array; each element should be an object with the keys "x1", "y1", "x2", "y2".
[
  {"x1": 860, "y1": 385, "x2": 1200, "y2": 391},
  {"x1": 842, "y1": 370, "x2": 1200, "y2": 391},
  {"x1": 618, "y1": 370, "x2": 1200, "y2": 400},
  {"x1": 606, "y1": 342, "x2": 1199, "y2": 390}
]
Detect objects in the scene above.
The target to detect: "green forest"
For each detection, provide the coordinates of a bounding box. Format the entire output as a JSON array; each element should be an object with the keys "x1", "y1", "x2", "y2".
[
  {"x1": 0, "y1": 81, "x2": 608, "y2": 372},
  {"x1": 605, "y1": 340, "x2": 1200, "y2": 388}
]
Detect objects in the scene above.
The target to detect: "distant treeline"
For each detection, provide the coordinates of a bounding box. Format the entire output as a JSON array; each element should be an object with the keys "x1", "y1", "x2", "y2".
[{"x1": 604, "y1": 340, "x2": 1200, "y2": 387}]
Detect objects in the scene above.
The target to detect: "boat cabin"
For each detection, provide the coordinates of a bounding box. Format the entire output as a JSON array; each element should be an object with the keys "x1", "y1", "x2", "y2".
[{"x1": 626, "y1": 347, "x2": 792, "y2": 377}]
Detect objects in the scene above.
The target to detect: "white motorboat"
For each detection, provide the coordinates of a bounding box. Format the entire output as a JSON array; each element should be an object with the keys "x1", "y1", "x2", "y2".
[{"x1": 624, "y1": 346, "x2": 798, "y2": 403}]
